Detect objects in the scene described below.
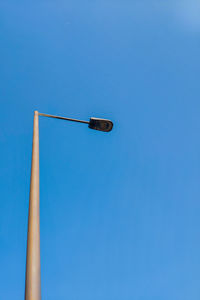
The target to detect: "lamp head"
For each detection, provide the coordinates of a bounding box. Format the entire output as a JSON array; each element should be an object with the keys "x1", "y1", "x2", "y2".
[{"x1": 89, "y1": 117, "x2": 113, "y2": 132}]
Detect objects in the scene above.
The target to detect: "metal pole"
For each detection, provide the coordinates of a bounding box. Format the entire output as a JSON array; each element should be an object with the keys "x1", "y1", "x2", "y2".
[{"x1": 25, "y1": 111, "x2": 41, "y2": 300}]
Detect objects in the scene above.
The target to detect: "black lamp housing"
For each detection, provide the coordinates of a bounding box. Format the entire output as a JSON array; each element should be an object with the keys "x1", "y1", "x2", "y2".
[{"x1": 89, "y1": 117, "x2": 113, "y2": 132}]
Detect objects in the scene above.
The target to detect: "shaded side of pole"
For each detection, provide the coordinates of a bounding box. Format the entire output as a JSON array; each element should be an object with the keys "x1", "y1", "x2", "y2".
[{"x1": 25, "y1": 111, "x2": 41, "y2": 300}]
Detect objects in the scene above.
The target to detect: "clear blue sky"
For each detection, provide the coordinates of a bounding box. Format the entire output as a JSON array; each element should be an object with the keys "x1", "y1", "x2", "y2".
[{"x1": 1, "y1": 1, "x2": 200, "y2": 299}]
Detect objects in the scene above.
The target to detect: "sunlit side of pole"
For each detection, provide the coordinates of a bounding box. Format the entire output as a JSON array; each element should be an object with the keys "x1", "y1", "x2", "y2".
[{"x1": 25, "y1": 111, "x2": 41, "y2": 300}]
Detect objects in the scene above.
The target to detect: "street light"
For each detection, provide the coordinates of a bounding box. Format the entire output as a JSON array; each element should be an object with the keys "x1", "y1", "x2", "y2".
[
  {"x1": 25, "y1": 111, "x2": 113, "y2": 300},
  {"x1": 89, "y1": 117, "x2": 113, "y2": 132},
  {"x1": 38, "y1": 112, "x2": 113, "y2": 132}
]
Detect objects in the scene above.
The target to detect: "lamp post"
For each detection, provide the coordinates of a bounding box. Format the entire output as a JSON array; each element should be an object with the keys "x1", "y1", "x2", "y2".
[{"x1": 25, "y1": 111, "x2": 113, "y2": 300}]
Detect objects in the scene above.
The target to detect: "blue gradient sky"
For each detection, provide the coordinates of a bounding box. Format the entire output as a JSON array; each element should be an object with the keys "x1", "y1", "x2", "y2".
[{"x1": 1, "y1": 1, "x2": 200, "y2": 299}]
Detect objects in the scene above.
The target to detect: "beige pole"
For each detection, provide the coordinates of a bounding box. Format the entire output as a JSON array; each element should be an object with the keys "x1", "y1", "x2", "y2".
[{"x1": 25, "y1": 111, "x2": 41, "y2": 300}]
